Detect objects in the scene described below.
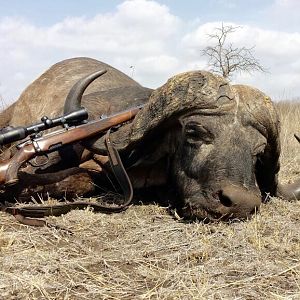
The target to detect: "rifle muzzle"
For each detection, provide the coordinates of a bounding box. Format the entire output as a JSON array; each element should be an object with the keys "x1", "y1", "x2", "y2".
[{"x1": 0, "y1": 108, "x2": 88, "y2": 146}]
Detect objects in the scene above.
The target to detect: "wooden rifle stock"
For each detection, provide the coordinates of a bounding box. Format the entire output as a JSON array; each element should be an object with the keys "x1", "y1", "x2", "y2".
[{"x1": 0, "y1": 105, "x2": 143, "y2": 186}]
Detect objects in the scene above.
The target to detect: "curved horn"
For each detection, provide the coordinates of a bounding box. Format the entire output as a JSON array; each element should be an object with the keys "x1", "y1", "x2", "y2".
[
  {"x1": 277, "y1": 134, "x2": 300, "y2": 200},
  {"x1": 232, "y1": 85, "x2": 281, "y2": 199},
  {"x1": 64, "y1": 69, "x2": 107, "y2": 114},
  {"x1": 278, "y1": 179, "x2": 300, "y2": 200}
]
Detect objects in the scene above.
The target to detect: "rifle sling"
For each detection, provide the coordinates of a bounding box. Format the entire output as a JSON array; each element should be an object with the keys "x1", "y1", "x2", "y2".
[
  {"x1": 104, "y1": 128, "x2": 133, "y2": 206},
  {"x1": 1, "y1": 129, "x2": 134, "y2": 227}
]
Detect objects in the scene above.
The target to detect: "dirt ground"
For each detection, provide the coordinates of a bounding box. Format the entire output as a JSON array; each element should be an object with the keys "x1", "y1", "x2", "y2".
[{"x1": 0, "y1": 101, "x2": 300, "y2": 300}]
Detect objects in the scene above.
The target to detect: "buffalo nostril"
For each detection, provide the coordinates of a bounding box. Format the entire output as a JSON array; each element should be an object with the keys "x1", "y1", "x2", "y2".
[{"x1": 217, "y1": 190, "x2": 233, "y2": 207}]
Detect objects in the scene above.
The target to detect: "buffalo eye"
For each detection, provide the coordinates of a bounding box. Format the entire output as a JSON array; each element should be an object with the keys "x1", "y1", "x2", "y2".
[{"x1": 184, "y1": 121, "x2": 214, "y2": 145}]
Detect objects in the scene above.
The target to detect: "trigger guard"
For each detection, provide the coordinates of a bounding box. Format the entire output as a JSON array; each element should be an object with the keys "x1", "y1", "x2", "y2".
[{"x1": 28, "y1": 154, "x2": 50, "y2": 167}]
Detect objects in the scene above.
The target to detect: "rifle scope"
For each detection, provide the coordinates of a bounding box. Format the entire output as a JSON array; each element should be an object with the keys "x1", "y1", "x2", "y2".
[{"x1": 0, "y1": 107, "x2": 88, "y2": 146}]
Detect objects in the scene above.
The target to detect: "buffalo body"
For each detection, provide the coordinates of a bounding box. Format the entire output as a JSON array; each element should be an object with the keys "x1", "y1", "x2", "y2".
[{"x1": 0, "y1": 57, "x2": 299, "y2": 221}]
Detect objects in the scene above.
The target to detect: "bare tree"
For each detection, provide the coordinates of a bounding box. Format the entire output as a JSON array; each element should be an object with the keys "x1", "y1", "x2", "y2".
[{"x1": 201, "y1": 24, "x2": 266, "y2": 79}]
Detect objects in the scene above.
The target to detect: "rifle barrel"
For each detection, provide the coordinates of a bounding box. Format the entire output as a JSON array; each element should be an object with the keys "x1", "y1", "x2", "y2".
[
  {"x1": 0, "y1": 108, "x2": 88, "y2": 146},
  {"x1": 36, "y1": 105, "x2": 142, "y2": 152}
]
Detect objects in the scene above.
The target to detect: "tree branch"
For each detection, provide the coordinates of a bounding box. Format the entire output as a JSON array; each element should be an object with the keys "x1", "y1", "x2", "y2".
[{"x1": 201, "y1": 24, "x2": 267, "y2": 79}]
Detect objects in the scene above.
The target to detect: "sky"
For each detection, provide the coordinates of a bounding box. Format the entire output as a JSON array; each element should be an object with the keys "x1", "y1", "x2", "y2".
[{"x1": 1, "y1": 0, "x2": 300, "y2": 106}]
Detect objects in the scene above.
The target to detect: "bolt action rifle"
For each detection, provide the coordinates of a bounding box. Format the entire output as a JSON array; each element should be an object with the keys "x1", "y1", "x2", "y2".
[
  {"x1": 0, "y1": 105, "x2": 143, "y2": 187},
  {"x1": 0, "y1": 105, "x2": 143, "y2": 228}
]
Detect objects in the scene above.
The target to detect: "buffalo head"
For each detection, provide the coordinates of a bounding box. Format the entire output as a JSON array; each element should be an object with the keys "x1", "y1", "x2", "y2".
[{"x1": 64, "y1": 70, "x2": 282, "y2": 221}]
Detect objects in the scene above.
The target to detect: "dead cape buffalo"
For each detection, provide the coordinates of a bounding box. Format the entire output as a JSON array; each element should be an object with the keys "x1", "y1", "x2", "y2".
[{"x1": 0, "y1": 57, "x2": 299, "y2": 221}]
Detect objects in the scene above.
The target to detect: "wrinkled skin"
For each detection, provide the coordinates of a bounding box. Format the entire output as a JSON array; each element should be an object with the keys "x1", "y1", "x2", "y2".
[{"x1": 1, "y1": 57, "x2": 299, "y2": 221}]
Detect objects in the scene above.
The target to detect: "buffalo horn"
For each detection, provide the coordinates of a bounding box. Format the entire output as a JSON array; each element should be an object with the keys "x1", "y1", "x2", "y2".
[{"x1": 63, "y1": 69, "x2": 107, "y2": 114}]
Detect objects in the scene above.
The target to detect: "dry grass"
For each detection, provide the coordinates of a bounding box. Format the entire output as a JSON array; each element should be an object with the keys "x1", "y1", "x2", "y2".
[
  {"x1": 277, "y1": 101, "x2": 300, "y2": 184},
  {"x1": 1, "y1": 101, "x2": 300, "y2": 300}
]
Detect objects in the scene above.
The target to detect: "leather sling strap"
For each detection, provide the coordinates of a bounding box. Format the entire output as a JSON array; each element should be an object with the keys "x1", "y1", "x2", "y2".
[
  {"x1": 104, "y1": 128, "x2": 133, "y2": 206},
  {"x1": 1, "y1": 130, "x2": 134, "y2": 227}
]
